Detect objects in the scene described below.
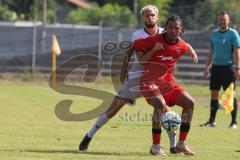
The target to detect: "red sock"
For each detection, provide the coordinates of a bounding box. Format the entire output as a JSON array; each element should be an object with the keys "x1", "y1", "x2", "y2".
[
  {"x1": 152, "y1": 134, "x2": 160, "y2": 144},
  {"x1": 179, "y1": 131, "x2": 188, "y2": 142}
]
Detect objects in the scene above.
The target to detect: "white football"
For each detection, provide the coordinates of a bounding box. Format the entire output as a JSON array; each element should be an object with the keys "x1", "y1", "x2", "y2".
[{"x1": 160, "y1": 111, "x2": 181, "y2": 132}]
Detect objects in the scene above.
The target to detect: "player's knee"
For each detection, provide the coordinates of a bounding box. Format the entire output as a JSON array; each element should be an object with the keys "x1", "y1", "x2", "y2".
[
  {"x1": 106, "y1": 96, "x2": 126, "y2": 118},
  {"x1": 182, "y1": 97, "x2": 195, "y2": 112},
  {"x1": 150, "y1": 97, "x2": 165, "y2": 110},
  {"x1": 184, "y1": 95, "x2": 194, "y2": 107},
  {"x1": 188, "y1": 98, "x2": 195, "y2": 109}
]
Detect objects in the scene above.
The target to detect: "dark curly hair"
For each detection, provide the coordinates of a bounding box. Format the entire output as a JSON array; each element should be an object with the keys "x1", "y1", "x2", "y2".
[{"x1": 165, "y1": 15, "x2": 184, "y2": 34}]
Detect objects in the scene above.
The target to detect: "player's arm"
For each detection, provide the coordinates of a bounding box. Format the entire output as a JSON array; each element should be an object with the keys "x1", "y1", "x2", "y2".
[
  {"x1": 120, "y1": 46, "x2": 134, "y2": 83},
  {"x1": 186, "y1": 43, "x2": 198, "y2": 64},
  {"x1": 204, "y1": 48, "x2": 213, "y2": 78},
  {"x1": 135, "y1": 42, "x2": 164, "y2": 65},
  {"x1": 234, "y1": 48, "x2": 240, "y2": 78}
]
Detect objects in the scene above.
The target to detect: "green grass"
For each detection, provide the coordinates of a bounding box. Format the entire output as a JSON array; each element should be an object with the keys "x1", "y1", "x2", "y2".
[{"x1": 0, "y1": 80, "x2": 240, "y2": 160}]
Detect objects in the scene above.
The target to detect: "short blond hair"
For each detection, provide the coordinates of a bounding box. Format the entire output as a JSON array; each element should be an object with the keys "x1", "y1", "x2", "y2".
[{"x1": 140, "y1": 5, "x2": 158, "y2": 16}]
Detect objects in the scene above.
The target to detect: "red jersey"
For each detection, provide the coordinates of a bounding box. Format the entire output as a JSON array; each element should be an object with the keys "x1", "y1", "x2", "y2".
[{"x1": 134, "y1": 33, "x2": 189, "y2": 82}]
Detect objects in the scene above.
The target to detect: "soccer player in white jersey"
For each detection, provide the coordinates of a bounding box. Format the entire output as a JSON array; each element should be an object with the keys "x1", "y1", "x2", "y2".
[{"x1": 79, "y1": 5, "x2": 178, "y2": 154}]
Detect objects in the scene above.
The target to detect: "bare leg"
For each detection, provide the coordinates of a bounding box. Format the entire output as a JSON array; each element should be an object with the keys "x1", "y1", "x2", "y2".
[
  {"x1": 79, "y1": 96, "x2": 127, "y2": 151},
  {"x1": 87, "y1": 96, "x2": 127, "y2": 138},
  {"x1": 175, "y1": 91, "x2": 195, "y2": 156},
  {"x1": 149, "y1": 95, "x2": 170, "y2": 156},
  {"x1": 106, "y1": 96, "x2": 127, "y2": 118}
]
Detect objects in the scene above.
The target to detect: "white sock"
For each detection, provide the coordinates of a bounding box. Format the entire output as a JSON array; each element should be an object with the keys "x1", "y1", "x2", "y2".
[
  {"x1": 153, "y1": 144, "x2": 160, "y2": 147},
  {"x1": 167, "y1": 130, "x2": 176, "y2": 148},
  {"x1": 87, "y1": 113, "x2": 109, "y2": 138}
]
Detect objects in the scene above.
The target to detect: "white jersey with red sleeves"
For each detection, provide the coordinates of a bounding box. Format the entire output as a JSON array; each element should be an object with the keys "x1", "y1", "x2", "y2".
[
  {"x1": 134, "y1": 33, "x2": 189, "y2": 82},
  {"x1": 116, "y1": 27, "x2": 164, "y2": 102},
  {"x1": 128, "y1": 27, "x2": 164, "y2": 79}
]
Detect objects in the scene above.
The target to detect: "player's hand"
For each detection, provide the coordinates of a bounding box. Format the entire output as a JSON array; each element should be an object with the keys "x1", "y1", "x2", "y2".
[
  {"x1": 234, "y1": 69, "x2": 240, "y2": 79},
  {"x1": 192, "y1": 54, "x2": 198, "y2": 64},
  {"x1": 153, "y1": 42, "x2": 164, "y2": 52},
  {"x1": 203, "y1": 67, "x2": 209, "y2": 78}
]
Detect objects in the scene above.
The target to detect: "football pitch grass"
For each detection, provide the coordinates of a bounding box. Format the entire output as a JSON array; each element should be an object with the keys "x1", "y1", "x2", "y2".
[{"x1": 0, "y1": 80, "x2": 239, "y2": 160}]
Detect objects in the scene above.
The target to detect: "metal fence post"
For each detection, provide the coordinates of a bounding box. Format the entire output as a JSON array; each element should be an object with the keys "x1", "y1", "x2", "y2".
[
  {"x1": 32, "y1": 21, "x2": 37, "y2": 75},
  {"x1": 98, "y1": 21, "x2": 103, "y2": 77}
]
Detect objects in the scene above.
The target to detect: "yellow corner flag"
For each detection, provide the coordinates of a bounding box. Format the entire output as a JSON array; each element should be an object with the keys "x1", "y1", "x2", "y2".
[
  {"x1": 52, "y1": 35, "x2": 61, "y2": 56},
  {"x1": 219, "y1": 82, "x2": 234, "y2": 113}
]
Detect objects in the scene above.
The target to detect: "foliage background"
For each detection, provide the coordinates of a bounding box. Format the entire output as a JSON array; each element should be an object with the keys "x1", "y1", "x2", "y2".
[{"x1": 0, "y1": 0, "x2": 239, "y2": 29}]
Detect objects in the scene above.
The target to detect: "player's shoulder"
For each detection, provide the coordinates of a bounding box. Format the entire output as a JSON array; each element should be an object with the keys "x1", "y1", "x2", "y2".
[
  {"x1": 134, "y1": 31, "x2": 159, "y2": 42},
  {"x1": 178, "y1": 37, "x2": 187, "y2": 44},
  {"x1": 210, "y1": 29, "x2": 218, "y2": 37},
  {"x1": 133, "y1": 34, "x2": 152, "y2": 44},
  {"x1": 177, "y1": 37, "x2": 189, "y2": 50},
  {"x1": 228, "y1": 28, "x2": 240, "y2": 36},
  {"x1": 212, "y1": 28, "x2": 238, "y2": 35},
  {"x1": 211, "y1": 28, "x2": 221, "y2": 35},
  {"x1": 212, "y1": 28, "x2": 219, "y2": 33},
  {"x1": 228, "y1": 27, "x2": 237, "y2": 32},
  {"x1": 132, "y1": 28, "x2": 152, "y2": 41},
  {"x1": 132, "y1": 29, "x2": 145, "y2": 40},
  {"x1": 132, "y1": 27, "x2": 164, "y2": 41},
  {"x1": 133, "y1": 27, "x2": 164, "y2": 34}
]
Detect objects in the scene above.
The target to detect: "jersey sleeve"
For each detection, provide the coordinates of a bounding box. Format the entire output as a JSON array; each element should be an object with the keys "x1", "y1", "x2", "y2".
[
  {"x1": 133, "y1": 36, "x2": 155, "y2": 52},
  {"x1": 131, "y1": 31, "x2": 138, "y2": 42},
  {"x1": 184, "y1": 42, "x2": 190, "y2": 51},
  {"x1": 232, "y1": 30, "x2": 240, "y2": 48},
  {"x1": 181, "y1": 38, "x2": 190, "y2": 53},
  {"x1": 178, "y1": 37, "x2": 191, "y2": 53}
]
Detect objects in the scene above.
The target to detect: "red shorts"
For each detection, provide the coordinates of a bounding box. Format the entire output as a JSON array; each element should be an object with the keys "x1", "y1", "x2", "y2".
[{"x1": 140, "y1": 80, "x2": 184, "y2": 107}]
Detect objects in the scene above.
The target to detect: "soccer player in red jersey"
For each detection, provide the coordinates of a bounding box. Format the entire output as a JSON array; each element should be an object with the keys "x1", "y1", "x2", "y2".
[
  {"x1": 134, "y1": 15, "x2": 198, "y2": 156},
  {"x1": 79, "y1": 5, "x2": 181, "y2": 155}
]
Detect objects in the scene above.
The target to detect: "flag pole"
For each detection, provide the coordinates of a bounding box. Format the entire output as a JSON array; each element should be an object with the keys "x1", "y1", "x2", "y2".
[
  {"x1": 51, "y1": 34, "x2": 61, "y2": 88},
  {"x1": 51, "y1": 35, "x2": 61, "y2": 87},
  {"x1": 51, "y1": 35, "x2": 57, "y2": 88}
]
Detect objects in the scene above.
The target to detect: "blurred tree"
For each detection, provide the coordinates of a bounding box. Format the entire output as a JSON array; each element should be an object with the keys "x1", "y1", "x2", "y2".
[
  {"x1": 89, "y1": 0, "x2": 132, "y2": 8},
  {"x1": 1, "y1": 0, "x2": 238, "y2": 29},
  {"x1": 0, "y1": 0, "x2": 58, "y2": 22},
  {"x1": 1, "y1": 0, "x2": 32, "y2": 20},
  {"x1": 0, "y1": 4, "x2": 14, "y2": 21},
  {"x1": 89, "y1": 0, "x2": 173, "y2": 27},
  {"x1": 101, "y1": 3, "x2": 135, "y2": 27},
  {"x1": 67, "y1": 3, "x2": 135, "y2": 27},
  {"x1": 169, "y1": 0, "x2": 203, "y2": 29},
  {"x1": 137, "y1": 0, "x2": 172, "y2": 27},
  {"x1": 32, "y1": 0, "x2": 58, "y2": 23},
  {"x1": 67, "y1": 7, "x2": 101, "y2": 25},
  {"x1": 210, "y1": 0, "x2": 240, "y2": 27},
  {"x1": 169, "y1": 0, "x2": 240, "y2": 30}
]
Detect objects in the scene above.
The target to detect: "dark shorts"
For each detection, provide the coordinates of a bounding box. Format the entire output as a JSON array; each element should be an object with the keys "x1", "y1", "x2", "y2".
[{"x1": 210, "y1": 65, "x2": 236, "y2": 90}]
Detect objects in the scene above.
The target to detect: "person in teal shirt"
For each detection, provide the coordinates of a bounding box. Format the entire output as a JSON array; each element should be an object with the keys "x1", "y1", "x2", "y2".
[{"x1": 201, "y1": 11, "x2": 240, "y2": 129}]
